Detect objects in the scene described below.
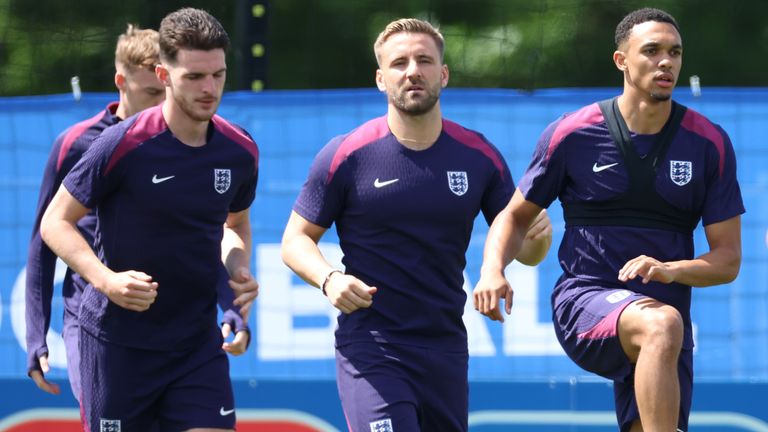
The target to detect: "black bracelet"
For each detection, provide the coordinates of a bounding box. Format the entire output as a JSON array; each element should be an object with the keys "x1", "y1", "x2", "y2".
[{"x1": 321, "y1": 269, "x2": 343, "y2": 296}]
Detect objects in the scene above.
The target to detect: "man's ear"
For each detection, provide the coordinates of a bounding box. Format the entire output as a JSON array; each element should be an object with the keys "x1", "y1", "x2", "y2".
[
  {"x1": 155, "y1": 64, "x2": 171, "y2": 86},
  {"x1": 114, "y1": 72, "x2": 125, "y2": 91},
  {"x1": 441, "y1": 64, "x2": 449, "y2": 88},
  {"x1": 613, "y1": 50, "x2": 627, "y2": 72},
  {"x1": 375, "y1": 69, "x2": 386, "y2": 92}
]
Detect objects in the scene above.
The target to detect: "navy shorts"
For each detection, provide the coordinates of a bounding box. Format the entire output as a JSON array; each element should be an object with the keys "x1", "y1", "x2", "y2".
[
  {"x1": 552, "y1": 288, "x2": 692, "y2": 432},
  {"x1": 79, "y1": 327, "x2": 235, "y2": 432},
  {"x1": 336, "y1": 342, "x2": 468, "y2": 432}
]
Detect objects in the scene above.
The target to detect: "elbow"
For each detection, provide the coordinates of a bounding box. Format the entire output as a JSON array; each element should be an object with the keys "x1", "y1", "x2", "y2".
[
  {"x1": 516, "y1": 233, "x2": 552, "y2": 267},
  {"x1": 722, "y1": 253, "x2": 742, "y2": 284},
  {"x1": 39, "y1": 212, "x2": 55, "y2": 248},
  {"x1": 279, "y1": 235, "x2": 295, "y2": 268}
]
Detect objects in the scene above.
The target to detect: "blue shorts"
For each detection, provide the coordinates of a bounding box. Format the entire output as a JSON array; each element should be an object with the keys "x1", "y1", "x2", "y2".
[
  {"x1": 552, "y1": 288, "x2": 692, "y2": 432},
  {"x1": 336, "y1": 342, "x2": 468, "y2": 432},
  {"x1": 79, "y1": 326, "x2": 235, "y2": 432}
]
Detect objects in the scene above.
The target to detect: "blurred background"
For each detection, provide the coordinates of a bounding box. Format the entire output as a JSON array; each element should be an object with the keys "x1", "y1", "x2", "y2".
[
  {"x1": 1, "y1": 0, "x2": 767, "y2": 95},
  {"x1": 1, "y1": 1, "x2": 767, "y2": 431}
]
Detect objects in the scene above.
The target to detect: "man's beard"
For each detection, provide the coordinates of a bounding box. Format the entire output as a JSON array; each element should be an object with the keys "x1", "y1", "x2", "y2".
[
  {"x1": 650, "y1": 90, "x2": 672, "y2": 102},
  {"x1": 389, "y1": 82, "x2": 441, "y2": 116}
]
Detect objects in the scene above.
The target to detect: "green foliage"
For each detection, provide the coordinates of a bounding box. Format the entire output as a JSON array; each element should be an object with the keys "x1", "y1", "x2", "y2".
[{"x1": 1, "y1": 0, "x2": 767, "y2": 95}]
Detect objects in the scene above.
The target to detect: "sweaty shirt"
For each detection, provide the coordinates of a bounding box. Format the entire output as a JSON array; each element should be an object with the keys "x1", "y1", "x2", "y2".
[
  {"x1": 519, "y1": 101, "x2": 745, "y2": 348},
  {"x1": 294, "y1": 116, "x2": 513, "y2": 352},
  {"x1": 63, "y1": 105, "x2": 259, "y2": 350}
]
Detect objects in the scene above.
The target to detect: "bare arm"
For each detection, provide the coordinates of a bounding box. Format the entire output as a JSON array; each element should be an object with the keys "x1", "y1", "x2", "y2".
[
  {"x1": 40, "y1": 185, "x2": 158, "y2": 311},
  {"x1": 219, "y1": 209, "x2": 258, "y2": 355},
  {"x1": 222, "y1": 208, "x2": 258, "y2": 308},
  {"x1": 619, "y1": 215, "x2": 741, "y2": 286},
  {"x1": 281, "y1": 211, "x2": 377, "y2": 314},
  {"x1": 474, "y1": 189, "x2": 545, "y2": 322},
  {"x1": 515, "y1": 208, "x2": 553, "y2": 266}
]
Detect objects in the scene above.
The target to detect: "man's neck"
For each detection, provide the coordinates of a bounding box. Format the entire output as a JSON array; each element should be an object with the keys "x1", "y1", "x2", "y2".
[
  {"x1": 387, "y1": 104, "x2": 442, "y2": 151},
  {"x1": 161, "y1": 101, "x2": 209, "y2": 147},
  {"x1": 617, "y1": 93, "x2": 673, "y2": 135}
]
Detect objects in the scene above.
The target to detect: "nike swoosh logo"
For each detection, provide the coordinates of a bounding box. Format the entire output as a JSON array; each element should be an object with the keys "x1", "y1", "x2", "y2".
[
  {"x1": 374, "y1": 178, "x2": 399, "y2": 188},
  {"x1": 220, "y1": 407, "x2": 235, "y2": 416},
  {"x1": 592, "y1": 162, "x2": 618, "y2": 173},
  {"x1": 152, "y1": 174, "x2": 175, "y2": 184}
]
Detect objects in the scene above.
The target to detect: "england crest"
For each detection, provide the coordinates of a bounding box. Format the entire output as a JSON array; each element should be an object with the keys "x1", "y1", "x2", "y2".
[
  {"x1": 100, "y1": 419, "x2": 121, "y2": 432},
  {"x1": 447, "y1": 171, "x2": 469, "y2": 196},
  {"x1": 214, "y1": 169, "x2": 231, "y2": 194},
  {"x1": 670, "y1": 160, "x2": 692, "y2": 186},
  {"x1": 370, "y1": 418, "x2": 394, "y2": 432}
]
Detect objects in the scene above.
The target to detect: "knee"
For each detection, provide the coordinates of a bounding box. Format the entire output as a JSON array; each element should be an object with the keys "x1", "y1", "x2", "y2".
[{"x1": 643, "y1": 307, "x2": 684, "y2": 352}]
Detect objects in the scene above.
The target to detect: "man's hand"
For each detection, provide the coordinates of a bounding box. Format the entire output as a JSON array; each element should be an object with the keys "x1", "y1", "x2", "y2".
[
  {"x1": 324, "y1": 273, "x2": 377, "y2": 314},
  {"x1": 525, "y1": 209, "x2": 552, "y2": 242},
  {"x1": 229, "y1": 267, "x2": 258, "y2": 319},
  {"x1": 618, "y1": 255, "x2": 676, "y2": 284},
  {"x1": 473, "y1": 271, "x2": 513, "y2": 322},
  {"x1": 29, "y1": 355, "x2": 61, "y2": 395},
  {"x1": 101, "y1": 270, "x2": 158, "y2": 312},
  {"x1": 221, "y1": 322, "x2": 250, "y2": 356}
]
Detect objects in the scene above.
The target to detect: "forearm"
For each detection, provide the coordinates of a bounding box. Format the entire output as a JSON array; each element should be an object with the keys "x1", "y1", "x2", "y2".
[
  {"x1": 222, "y1": 217, "x2": 252, "y2": 276},
  {"x1": 40, "y1": 217, "x2": 111, "y2": 291},
  {"x1": 480, "y1": 207, "x2": 528, "y2": 276},
  {"x1": 281, "y1": 234, "x2": 336, "y2": 289},
  {"x1": 25, "y1": 234, "x2": 57, "y2": 366},
  {"x1": 667, "y1": 247, "x2": 741, "y2": 287},
  {"x1": 516, "y1": 208, "x2": 553, "y2": 266}
]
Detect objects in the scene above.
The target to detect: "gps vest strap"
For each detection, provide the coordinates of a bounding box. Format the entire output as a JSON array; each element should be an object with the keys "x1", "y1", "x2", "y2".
[{"x1": 562, "y1": 97, "x2": 699, "y2": 233}]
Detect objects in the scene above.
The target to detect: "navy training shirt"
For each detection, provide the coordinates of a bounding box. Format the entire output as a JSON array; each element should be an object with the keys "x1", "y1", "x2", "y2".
[
  {"x1": 519, "y1": 101, "x2": 745, "y2": 349},
  {"x1": 294, "y1": 116, "x2": 514, "y2": 352},
  {"x1": 63, "y1": 105, "x2": 259, "y2": 350}
]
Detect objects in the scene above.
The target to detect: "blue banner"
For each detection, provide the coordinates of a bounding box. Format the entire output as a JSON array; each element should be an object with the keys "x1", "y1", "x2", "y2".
[{"x1": 0, "y1": 88, "x2": 766, "y2": 384}]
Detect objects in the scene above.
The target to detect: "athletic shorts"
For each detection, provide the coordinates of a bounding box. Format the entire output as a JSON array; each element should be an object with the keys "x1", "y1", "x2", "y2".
[
  {"x1": 552, "y1": 288, "x2": 692, "y2": 432},
  {"x1": 336, "y1": 342, "x2": 468, "y2": 432},
  {"x1": 79, "y1": 326, "x2": 235, "y2": 432}
]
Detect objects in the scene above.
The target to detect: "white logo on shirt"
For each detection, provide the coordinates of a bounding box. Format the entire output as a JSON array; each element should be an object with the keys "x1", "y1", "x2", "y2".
[
  {"x1": 151, "y1": 174, "x2": 175, "y2": 184},
  {"x1": 670, "y1": 160, "x2": 692, "y2": 186},
  {"x1": 370, "y1": 418, "x2": 394, "y2": 432},
  {"x1": 592, "y1": 162, "x2": 619, "y2": 173},
  {"x1": 220, "y1": 407, "x2": 235, "y2": 416},
  {"x1": 214, "y1": 169, "x2": 232, "y2": 194},
  {"x1": 374, "y1": 178, "x2": 399, "y2": 188},
  {"x1": 447, "y1": 171, "x2": 469, "y2": 196},
  {"x1": 100, "y1": 419, "x2": 121, "y2": 432}
]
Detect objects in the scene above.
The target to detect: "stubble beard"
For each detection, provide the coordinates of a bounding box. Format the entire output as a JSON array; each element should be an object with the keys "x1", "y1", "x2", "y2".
[
  {"x1": 650, "y1": 91, "x2": 672, "y2": 102},
  {"x1": 389, "y1": 82, "x2": 441, "y2": 116}
]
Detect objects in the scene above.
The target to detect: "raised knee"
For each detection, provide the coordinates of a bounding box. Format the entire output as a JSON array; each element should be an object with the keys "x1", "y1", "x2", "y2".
[{"x1": 644, "y1": 307, "x2": 684, "y2": 351}]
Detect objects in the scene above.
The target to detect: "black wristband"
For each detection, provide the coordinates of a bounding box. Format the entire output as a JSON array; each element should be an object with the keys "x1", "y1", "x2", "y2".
[{"x1": 321, "y1": 269, "x2": 343, "y2": 296}]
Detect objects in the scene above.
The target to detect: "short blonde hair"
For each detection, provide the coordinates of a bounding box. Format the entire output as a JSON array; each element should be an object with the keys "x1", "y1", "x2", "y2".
[
  {"x1": 374, "y1": 18, "x2": 445, "y2": 65},
  {"x1": 115, "y1": 24, "x2": 160, "y2": 72}
]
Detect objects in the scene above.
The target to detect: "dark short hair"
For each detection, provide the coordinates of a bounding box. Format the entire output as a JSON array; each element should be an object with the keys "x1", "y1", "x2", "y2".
[
  {"x1": 615, "y1": 8, "x2": 680, "y2": 48},
  {"x1": 159, "y1": 7, "x2": 230, "y2": 63}
]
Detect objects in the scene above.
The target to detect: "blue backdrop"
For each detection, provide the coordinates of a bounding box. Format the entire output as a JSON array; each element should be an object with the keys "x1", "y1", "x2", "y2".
[{"x1": 0, "y1": 88, "x2": 766, "y2": 429}]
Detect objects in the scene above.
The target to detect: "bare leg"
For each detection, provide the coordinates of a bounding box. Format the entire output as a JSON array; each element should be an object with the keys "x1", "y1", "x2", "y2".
[{"x1": 619, "y1": 298, "x2": 683, "y2": 431}]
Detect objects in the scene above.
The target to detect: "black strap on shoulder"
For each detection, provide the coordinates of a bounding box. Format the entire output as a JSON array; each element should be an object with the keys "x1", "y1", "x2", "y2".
[
  {"x1": 598, "y1": 97, "x2": 687, "y2": 170},
  {"x1": 562, "y1": 97, "x2": 699, "y2": 233}
]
